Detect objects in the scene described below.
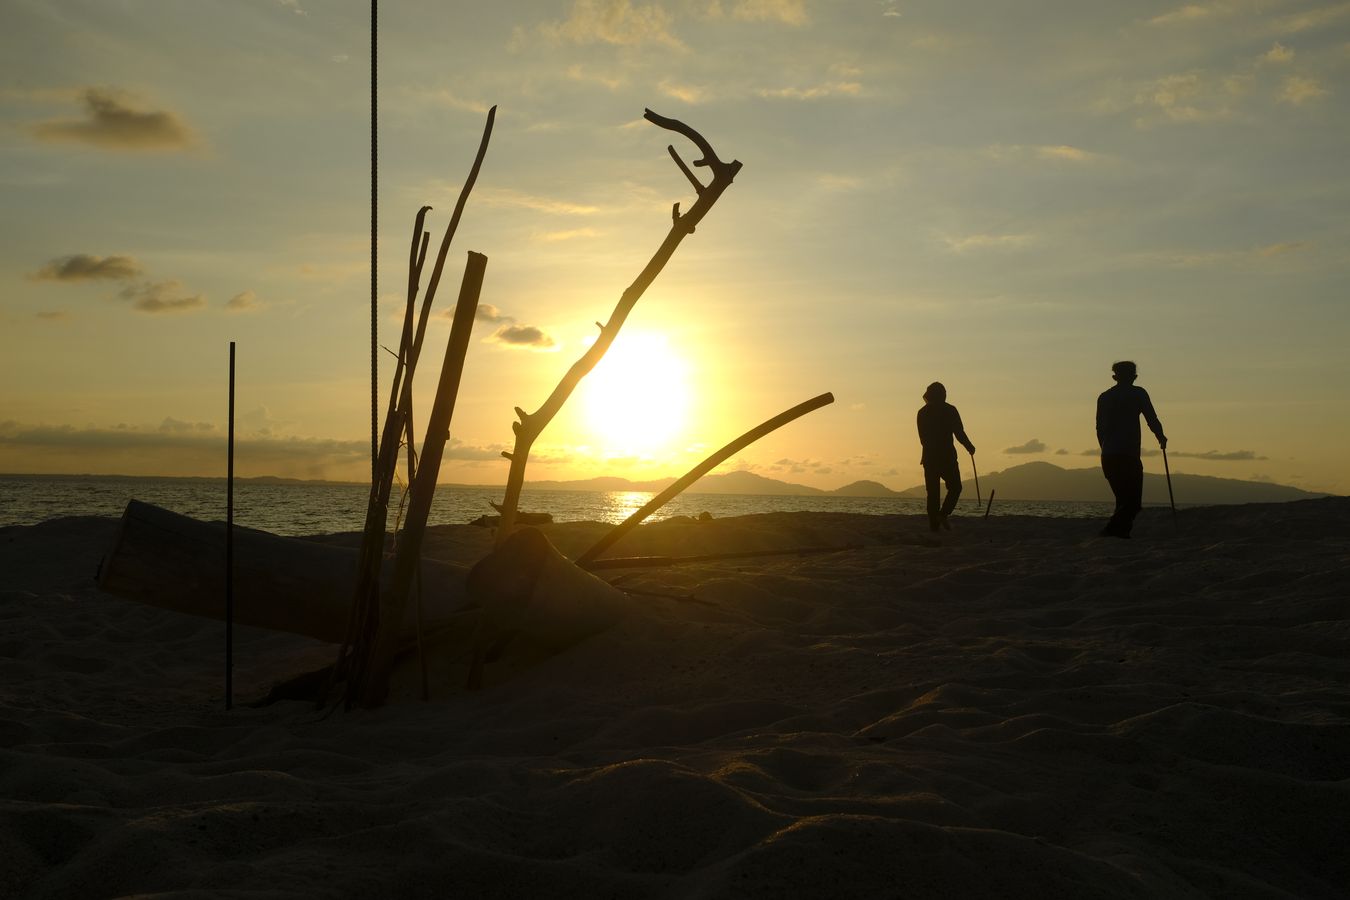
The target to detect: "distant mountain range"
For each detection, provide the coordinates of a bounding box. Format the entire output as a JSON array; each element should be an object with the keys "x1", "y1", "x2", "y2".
[
  {"x1": 501, "y1": 462, "x2": 1329, "y2": 505},
  {"x1": 7, "y1": 464, "x2": 1328, "y2": 505}
]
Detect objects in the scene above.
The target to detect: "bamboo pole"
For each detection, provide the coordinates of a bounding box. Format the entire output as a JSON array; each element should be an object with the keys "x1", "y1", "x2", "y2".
[
  {"x1": 494, "y1": 109, "x2": 741, "y2": 542},
  {"x1": 577, "y1": 392, "x2": 835, "y2": 568},
  {"x1": 349, "y1": 251, "x2": 487, "y2": 708}
]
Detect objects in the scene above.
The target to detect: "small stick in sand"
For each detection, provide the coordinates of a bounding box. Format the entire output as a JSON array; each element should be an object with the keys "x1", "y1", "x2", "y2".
[
  {"x1": 983, "y1": 489, "x2": 995, "y2": 520},
  {"x1": 1162, "y1": 446, "x2": 1178, "y2": 525},
  {"x1": 970, "y1": 450, "x2": 981, "y2": 506}
]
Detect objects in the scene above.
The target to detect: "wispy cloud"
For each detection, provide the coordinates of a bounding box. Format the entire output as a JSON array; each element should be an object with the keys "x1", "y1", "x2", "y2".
[
  {"x1": 35, "y1": 311, "x2": 69, "y2": 322},
  {"x1": 1004, "y1": 438, "x2": 1047, "y2": 455},
  {"x1": 117, "y1": 280, "x2": 206, "y2": 314},
  {"x1": 537, "y1": 0, "x2": 684, "y2": 49},
  {"x1": 1272, "y1": 2, "x2": 1350, "y2": 34},
  {"x1": 535, "y1": 228, "x2": 601, "y2": 242},
  {"x1": 1260, "y1": 42, "x2": 1295, "y2": 64},
  {"x1": 31, "y1": 88, "x2": 197, "y2": 152},
  {"x1": 226, "y1": 289, "x2": 261, "y2": 312},
  {"x1": 757, "y1": 81, "x2": 862, "y2": 100},
  {"x1": 1146, "y1": 2, "x2": 1237, "y2": 27},
  {"x1": 1169, "y1": 449, "x2": 1268, "y2": 461},
  {"x1": 714, "y1": 0, "x2": 809, "y2": 25},
  {"x1": 659, "y1": 79, "x2": 707, "y2": 104},
  {"x1": 939, "y1": 232, "x2": 1036, "y2": 252},
  {"x1": 566, "y1": 65, "x2": 625, "y2": 90},
  {"x1": 986, "y1": 143, "x2": 1105, "y2": 164},
  {"x1": 480, "y1": 187, "x2": 600, "y2": 216},
  {"x1": 1280, "y1": 74, "x2": 1328, "y2": 104},
  {"x1": 463, "y1": 303, "x2": 558, "y2": 350},
  {"x1": 487, "y1": 324, "x2": 557, "y2": 350},
  {"x1": 31, "y1": 253, "x2": 143, "y2": 282}
]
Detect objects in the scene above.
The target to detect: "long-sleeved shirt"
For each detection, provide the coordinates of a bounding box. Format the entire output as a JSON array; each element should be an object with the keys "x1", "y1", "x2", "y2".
[
  {"x1": 917, "y1": 401, "x2": 973, "y2": 467},
  {"x1": 1096, "y1": 383, "x2": 1165, "y2": 456}
]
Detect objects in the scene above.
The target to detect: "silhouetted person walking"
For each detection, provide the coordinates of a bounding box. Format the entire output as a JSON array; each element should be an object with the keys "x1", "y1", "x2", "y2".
[
  {"x1": 1096, "y1": 360, "x2": 1166, "y2": 539},
  {"x1": 917, "y1": 382, "x2": 975, "y2": 532}
]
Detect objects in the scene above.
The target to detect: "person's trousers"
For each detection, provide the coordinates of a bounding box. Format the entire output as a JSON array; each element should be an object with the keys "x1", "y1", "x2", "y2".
[
  {"x1": 1101, "y1": 454, "x2": 1143, "y2": 535},
  {"x1": 923, "y1": 459, "x2": 962, "y2": 530}
]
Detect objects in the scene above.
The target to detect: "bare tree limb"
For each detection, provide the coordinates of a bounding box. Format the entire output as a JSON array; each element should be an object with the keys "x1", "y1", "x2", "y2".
[{"x1": 494, "y1": 110, "x2": 742, "y2": 542}]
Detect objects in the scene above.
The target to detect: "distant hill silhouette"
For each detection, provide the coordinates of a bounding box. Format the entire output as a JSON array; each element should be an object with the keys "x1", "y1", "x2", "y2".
[{"x1": 898, "y1": 461, "x2": 1326, "y2": 505}]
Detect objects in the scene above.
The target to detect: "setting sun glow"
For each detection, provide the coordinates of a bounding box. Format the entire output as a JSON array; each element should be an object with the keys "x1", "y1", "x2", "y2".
[{"x1": 579, "y1": 332, "x2": 690, "y2": 457}]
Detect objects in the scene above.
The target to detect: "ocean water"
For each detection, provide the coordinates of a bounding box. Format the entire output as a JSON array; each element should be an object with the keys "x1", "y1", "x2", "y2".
[{"x1": 0, "y1": 474, "x2": 1116, "y2": 536}]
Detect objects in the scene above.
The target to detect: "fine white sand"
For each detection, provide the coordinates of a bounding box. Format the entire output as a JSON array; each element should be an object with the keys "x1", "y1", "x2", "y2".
[{"x1": 2, "y1": 500, "x2": 1348, "y2": 898}]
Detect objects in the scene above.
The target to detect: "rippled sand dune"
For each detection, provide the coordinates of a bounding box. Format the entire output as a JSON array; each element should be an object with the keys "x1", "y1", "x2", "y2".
[{"x1": 3, "y1": 500, "x2": 1348, "y2": 898}]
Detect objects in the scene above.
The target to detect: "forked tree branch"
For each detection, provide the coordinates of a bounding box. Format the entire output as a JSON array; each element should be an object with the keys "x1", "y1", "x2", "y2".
[{"x1": 494, "y1": 110, "x2": 742, "y2": 541}]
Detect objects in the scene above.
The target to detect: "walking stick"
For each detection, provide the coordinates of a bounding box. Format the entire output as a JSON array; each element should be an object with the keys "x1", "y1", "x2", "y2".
[
  {"x1": 1162, "y1": 446, "x2": 1177, "y2": 525},
  {"x1": 969, "y1": 450, "x2": 981, "y2": 506}
]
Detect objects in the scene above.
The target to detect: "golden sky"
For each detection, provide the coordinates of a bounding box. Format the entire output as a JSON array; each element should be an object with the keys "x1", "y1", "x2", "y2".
[{"x1": 2, "y1": 1, "x2": 1348, "y2": 494}]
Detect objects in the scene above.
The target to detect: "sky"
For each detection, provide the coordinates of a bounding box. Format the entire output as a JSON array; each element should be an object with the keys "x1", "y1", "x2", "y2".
[{"x1": 2, "y1": 0, "x2": 1348, "y2": 495}]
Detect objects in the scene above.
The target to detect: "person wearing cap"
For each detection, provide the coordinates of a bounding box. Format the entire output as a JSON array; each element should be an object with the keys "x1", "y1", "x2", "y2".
[
  {"x1": 917, "y1": 382, "x2": 976, "y2": 532},
  {"x1": 1096, "y1": 360, "x2": 1167, "y2": 539}
]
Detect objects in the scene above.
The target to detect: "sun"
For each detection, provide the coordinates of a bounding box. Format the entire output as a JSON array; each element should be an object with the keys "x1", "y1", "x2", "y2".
[{"x1": 578, "y1": 332, "x2": 690, "y2": 457}]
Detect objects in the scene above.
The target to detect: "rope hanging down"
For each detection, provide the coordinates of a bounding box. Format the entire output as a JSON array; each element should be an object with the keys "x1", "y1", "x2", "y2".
[{"x1": 370, "y1": 0, "x2": 378, "y2": 480}]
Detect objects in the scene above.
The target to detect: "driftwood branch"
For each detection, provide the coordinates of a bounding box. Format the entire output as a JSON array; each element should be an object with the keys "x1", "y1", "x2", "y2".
[
  {"x1": 576, "y1": 392, "x2": 835, "y2": 567},
  {"x1": 494, "y1": 110, "x2": 742, "y2": 542},
  {"x1": 347, "y1": 251, "x2": 487, "y2": 708},
  {"x1": 330, "y1": 107, "x2": 496, "y2": 707}
]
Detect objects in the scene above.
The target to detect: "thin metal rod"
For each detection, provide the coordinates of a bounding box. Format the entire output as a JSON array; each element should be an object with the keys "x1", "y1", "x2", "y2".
[
  {"x1": 226, "y1": 341, "x2": 235, "y2": 710},
  {"x1": 370, "y1": 0, "x2": 379, "y2": 481}
]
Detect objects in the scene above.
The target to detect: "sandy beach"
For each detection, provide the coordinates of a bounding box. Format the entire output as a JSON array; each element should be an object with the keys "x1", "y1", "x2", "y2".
[{"x1": 2, "y1": 500, "x2": 1348, "y2": 898}]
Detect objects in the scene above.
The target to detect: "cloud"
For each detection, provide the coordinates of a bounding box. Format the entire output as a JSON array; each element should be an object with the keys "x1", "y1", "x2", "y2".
[
  {"x1": 0, "y1": 419, "x2": 506, "y2": 480},
  {"x1": 757, "y1": 81, "x2": 862, "y2": 100},
  {"x1": 1257, "y1": 241, "x2": 1308, "y2": 257},
  {"x1": 1004, "y1": 438, "x2": 1047, "y2": 455},
  {"x1": 1273, "y1": 2, "x2": 1350, "y2": 34},
  {"x1": 940, "y1": 232, "x2": 1035, "y2": 252},
  {"x1": 413, "y1": 87, "x2": 492, "y2": 115},
  {"x1": 31, "y1": 88, "x2": 197, "y2": 152},
  {"x1": 1135, "y1": 72, "x2": 1240, "y2": 124},
  {"x1": 1260, "y1": 42, "x2": 1295, "y2": 64},
  {"x1": 226, "y1": 289, "x2": 260, "y2": 312},
  {"x1": 488, "y1": 324, "x2": 557, "y2": 350},
  {"x1": 535, "y1": 228, "x2": 600, "y2": 242},
  {"x1": 475, "y1": 303, "x2": 511, "y2": 324},
  {"x1": 723, "y1": 0, "x2": 808, "y2": 25},
  {"x1": 117, "y1": 280, "x2": 207, "y2": 314},
  {"x1": 480, "y1": 187, "x2": 600, "y2": 216},
  {"x1": 659, "y1": 79, "x2": 707, "y2": 104},
  {"x1": 35, "y1": 311, "x2": 69, "y2": 321},
  {"x1": 1055, "y1": 448, "x2": 1070, "y2": 455},
  {"x1": 986, "y1": 144, "x2": 1104, "y2": 164},
  {"x1": 31, "y1": 253, "x2": 143, "y2": 282},
  {"x1": 1280, "y1": 75, "x2": 1328, "y2": 105},
  {"x1": 538, "y1": 0, "x2": 684, "y2": 49},
  {"x1": 1169, "y1": 449, "x2": 1268, "y2": 461},
  {"x1": 566, "y1": 65, "x2": 625, "y2": 90},
  {"x1": 276, "y1": 0, "x2": 306, "y2": 14},
  {"x1": 1146, "y1": 2, "x2": 1233, "y2": 27}
]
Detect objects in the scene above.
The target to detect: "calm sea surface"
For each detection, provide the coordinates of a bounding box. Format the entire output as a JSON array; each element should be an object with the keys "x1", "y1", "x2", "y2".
[{"x1": 0, "y1": 474, "x2": 1115, "y2": 536}]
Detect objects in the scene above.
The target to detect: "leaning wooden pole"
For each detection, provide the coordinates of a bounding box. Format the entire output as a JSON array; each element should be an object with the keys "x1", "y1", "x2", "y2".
[
  {"x1": 495, "y1": 109, "x2": 741, "y2": 542},
  {"x1": 577, "y1": 392, "x2": 835, "y2": 568},
  {"x1": 349, "y1": 251, "x2": 487, "y2": 708}
]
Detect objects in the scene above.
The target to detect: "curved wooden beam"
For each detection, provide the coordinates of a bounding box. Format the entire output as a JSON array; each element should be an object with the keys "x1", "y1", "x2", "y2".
[{"x1": 576, "y1": 392, "x2": 835, "y2": 568}]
